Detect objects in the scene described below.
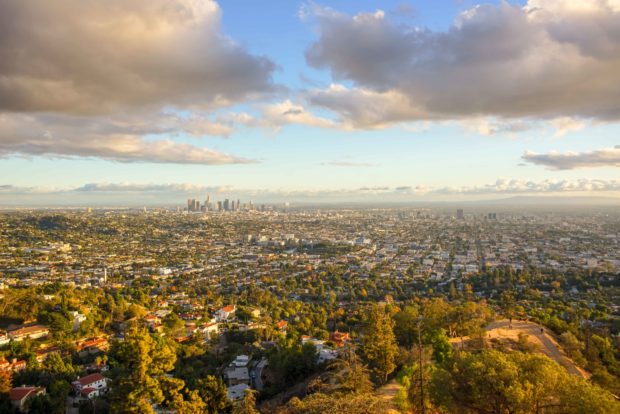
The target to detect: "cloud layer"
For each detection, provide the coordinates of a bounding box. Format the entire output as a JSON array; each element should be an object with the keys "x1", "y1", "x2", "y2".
[
  {"x1": 303, "y1": 0, "x2": 620, "y2": 127},
  {"x1": 1, "y1": 178, "x2": 619, "y2": 206},
  {"x1": 0, "y1": 113, "x2": 254, "y2": 164},
  {"x1": 0, "y1": 0, "x2": 275, "y2": 164},
  {"x1": 523, "y1": 146, "x2": 620, "y2": 169}
]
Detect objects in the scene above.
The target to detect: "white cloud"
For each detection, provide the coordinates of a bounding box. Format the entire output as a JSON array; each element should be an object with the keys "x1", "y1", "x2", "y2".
[
  {"x1": 0, "y1": 113, "x2": 255, "y2": 165},
  {"x1": 0, "y1": 0, "x2": 277, "y2": 164},
  {"x1": 434, "y1": 178, "x2": 620, "y2": 194},
  {"x1": 258, "y1": 100, "x2": 336, "y2": 130},
  {"x1": 2, "y1": 178, "x2": 619, "y2": 206},
  {"x1": 307, "y1": 84, "x2": 425, "y2": 129},
  {"x1": 522, "y1": 146, "x2": 620, "y2": 169},
  {"x1": 0, "y1": 0, "x2": 276, "y2": 114},
  {"x1": 303, "y1": 1, "x2": 620, "y2": 127},
  {"x1": 550, "y1": 117, "x2": 586, "y2": 137}
]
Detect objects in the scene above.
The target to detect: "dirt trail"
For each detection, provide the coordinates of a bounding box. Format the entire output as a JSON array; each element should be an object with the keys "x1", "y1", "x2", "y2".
[
  {"x1": 376, "y1": 380, "x2": 405, "y2": 414},
  {"x1": 455, "y1": 319, "x2": 589, "y2": 378}
]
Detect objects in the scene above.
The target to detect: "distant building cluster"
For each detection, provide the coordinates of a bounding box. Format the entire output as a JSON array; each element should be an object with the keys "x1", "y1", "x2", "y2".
[{"x1": 187, "y1": 195, "x2": 266, "y2": 213}]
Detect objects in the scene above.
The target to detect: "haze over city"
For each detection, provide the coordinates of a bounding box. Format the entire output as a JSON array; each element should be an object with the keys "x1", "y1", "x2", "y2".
[
  {"x1": 0, "y1": 0, "x2": 619, "y2": 206},
  {"x1": 1, "y1": 3, "x2": 620, "y2": 413}
]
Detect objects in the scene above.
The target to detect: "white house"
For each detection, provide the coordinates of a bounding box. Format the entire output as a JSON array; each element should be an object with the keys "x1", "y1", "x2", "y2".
[
  {"x1": 0, "y1": 331, "x2": 9, "y2": 346},
  {"x1": 215, "y1": 305, "x2": 236, "y2": 321},
  {"x1": 72, "y1": 373, "x2": 107, "y2": 398}
]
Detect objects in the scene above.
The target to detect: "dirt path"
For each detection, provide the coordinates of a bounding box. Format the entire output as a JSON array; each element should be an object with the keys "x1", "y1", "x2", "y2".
[
  {"x1": 454, "y1": 319, "x2": 589, "y2": 378},
  {"x1": 376, "y1": 380, "x2": 405, "y2": 414}
]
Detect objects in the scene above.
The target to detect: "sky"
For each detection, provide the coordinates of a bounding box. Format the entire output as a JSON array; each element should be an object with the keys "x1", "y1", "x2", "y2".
[{"x1": 0, "y1": 0, "x2": 619, "y2": 206}]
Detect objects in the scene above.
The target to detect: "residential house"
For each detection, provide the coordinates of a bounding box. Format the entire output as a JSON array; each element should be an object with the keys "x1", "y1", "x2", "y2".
[
  {"x1": 72, "y1": 373, "x2": 107, "y2": 399},
  {"x1": 8, "y1": 325, "x2": 49, "y2": 341},
  {"x1": 0, "y1": 331, "x2": 9, "y2": 346},
  {"x1": 216, "y1": 305, "x2": 236, "y2": 322},
  {"x1": 0, "y1": 358, "x2": 27, "y2": 372},
  {"x1": 10, "y1": 387, "x2": 45, "y2": 412},
  {"x1": 76, "y1": 337, "x2": 109, "y2": 357},
  {"x1": 224, "y1": 355, "x2": 250, "y2": 386},
  {"x1": 329, "y1": 330, "x2": 350, "y2": 347}
]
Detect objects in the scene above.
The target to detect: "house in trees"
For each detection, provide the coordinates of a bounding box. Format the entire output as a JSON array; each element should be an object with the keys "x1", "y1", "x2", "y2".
[
  {"x1": 10, "y1": 387, "x2": 46, "y2": 412},
  {"x1": 72, "y1": 373, "x2": 108, "y2": 399},
  {"x1": 216, "y1": 305, "x2": 236, "y2": 321},
  {"x1": 8, "y1": 325, "x2": 49, "y2": 341},
  {"x1": 224, "y1": 355, "x2": 251, "y2": 386},
  {"x1": 330, "y1": 330, "x2": 350, "y2": 347},
  {"x1": 0, "y1": 358, "x2": 27, "y2": 372}
]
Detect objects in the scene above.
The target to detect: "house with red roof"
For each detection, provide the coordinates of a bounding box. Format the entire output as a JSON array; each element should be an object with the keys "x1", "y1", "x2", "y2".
[
  {"x1": 72, "y1": 373, "x2": 107, "y2": 398},
  {"x1": 76, "y1": 337, "x2": 109, "y2": 357},
  {"x1": 215, "y1": 305, "x2": 236, "y2": 321},
  {"x1": 0, "y1": 358, "x2": 26, "y2": 372},
  {"x1": 330, "y1": 330, "x2": 350, "y2": 347},
  {"x1": 10, "y1": 386, "x2": 45, "y2": 412}
]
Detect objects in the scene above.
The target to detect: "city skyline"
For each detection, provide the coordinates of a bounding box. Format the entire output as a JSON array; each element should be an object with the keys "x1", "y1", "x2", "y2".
[{"x1": 0, "y1": 0, "x2": 619, "y2": 206}]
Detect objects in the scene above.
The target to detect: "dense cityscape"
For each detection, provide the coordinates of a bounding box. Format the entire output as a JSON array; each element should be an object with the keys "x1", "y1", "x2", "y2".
[
  {"x1": 0, "y1": 205, "x2": 618, "y2": 413},
  {"x1": 2, "y1": 0, "x2": 620, "y2": 412}
]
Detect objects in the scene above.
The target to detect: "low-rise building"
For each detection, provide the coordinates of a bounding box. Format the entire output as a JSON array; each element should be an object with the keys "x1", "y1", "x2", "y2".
[
  {"x1": 8, "y1": 325, "x2": 49, "y2": 341},
  {"x1": 10, "y1": 386, "x2": 45, "y2": 412},
  {"x1": 72, "y1": 373, "x2": 108, "y2": 398}
]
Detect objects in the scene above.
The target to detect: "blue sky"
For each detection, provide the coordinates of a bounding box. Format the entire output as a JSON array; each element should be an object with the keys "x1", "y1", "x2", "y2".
[{"x1": 0, "y1": 0, "x2": 618, "y2": 205}]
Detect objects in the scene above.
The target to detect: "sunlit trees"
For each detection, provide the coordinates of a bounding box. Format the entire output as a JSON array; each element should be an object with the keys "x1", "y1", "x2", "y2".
[
  {"x1": 362, "y1": 304, "x2": 398, "y2": 384},
  {"x1": 430, "y1": 350, "x2": 619, "y2": 414},
  {"x1": 109, "y1": 326, "x2": 185, "y2": 413},
  {"x1": 196, "y1": 375, "x2": 231, "y2": 414}
]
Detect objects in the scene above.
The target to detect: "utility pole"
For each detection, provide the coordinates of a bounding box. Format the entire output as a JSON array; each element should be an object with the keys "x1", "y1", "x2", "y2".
[{"x1": 417, "y1": 318, "x2": 425, "y2": 414}]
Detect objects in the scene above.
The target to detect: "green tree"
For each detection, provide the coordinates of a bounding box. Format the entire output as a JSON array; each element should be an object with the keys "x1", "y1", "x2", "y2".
[
  {"x1": 278, "y1": 392, "x2": 389, "y2": 414},
  {"x1": 430, "y1": 350, "x2": 619, "y2": 414},
  {"x1": 393, "y1": 305, "x2": 420, "y2": 348},
  {"x1": 429, "y1": 329, "x2": 452, "y2": 365},
  {"x1": 362, "y1": 304, "x2": 398, "y2": 384},
  {"x1": 196, "y1": 375, "x2": 231, "y2": 414},
  {"x1": 109, "y1": 326, "x2": 178, "y2": 413},
  {"x1": 328, "y1": 347, "x2": 373, "y2": 395},
  {"x1": 232, "y1": 389, "x2": 259, "y2": 414}
]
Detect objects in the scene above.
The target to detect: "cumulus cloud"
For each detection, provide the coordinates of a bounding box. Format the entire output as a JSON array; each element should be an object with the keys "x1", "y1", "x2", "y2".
[
  {"x1": 460, "y1": 118, "x2": 535, "y2": 136},
  {"x1": 257, "y1": 100, "x2": 336, "y2": 130},
  {"x1": 307, "y1": 84, "x2": 426, "y2": 128},
  {"x1": 0, "y1": 0, "x2": 276, "y2": 114},
  {"x1": 0, "y1": 0, "x2": 277, "y2": 163},
  {"x1": 0, "y1": 113, "x2": 255, "y2": 165},
  {"x1": 435, "y1": 178, "x2": 620, "y2": 194},
  {"x1": 303, "y1": 0, "x2": 620, "y2": 127},
  {"x1": 522, "y1": 146, "x2": 620, "y2": 170}
]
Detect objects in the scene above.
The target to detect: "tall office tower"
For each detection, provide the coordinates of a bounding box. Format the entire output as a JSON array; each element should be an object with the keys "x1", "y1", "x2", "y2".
[
  {"x1": 236, "y1": 199, "x2": 241, "y2": 211},
  {"x1": 223, "y1": 199, "x2": 230, "y2": 211},
  {"x1": 187, "y1": 199, "x2": 193, "y2": 212},
  {"x1": 217, "y1": 201, "x2": 222, "y2": 211},
  {"x1": 457, "y1": 209, "x2": 464, "y2": 220}
]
